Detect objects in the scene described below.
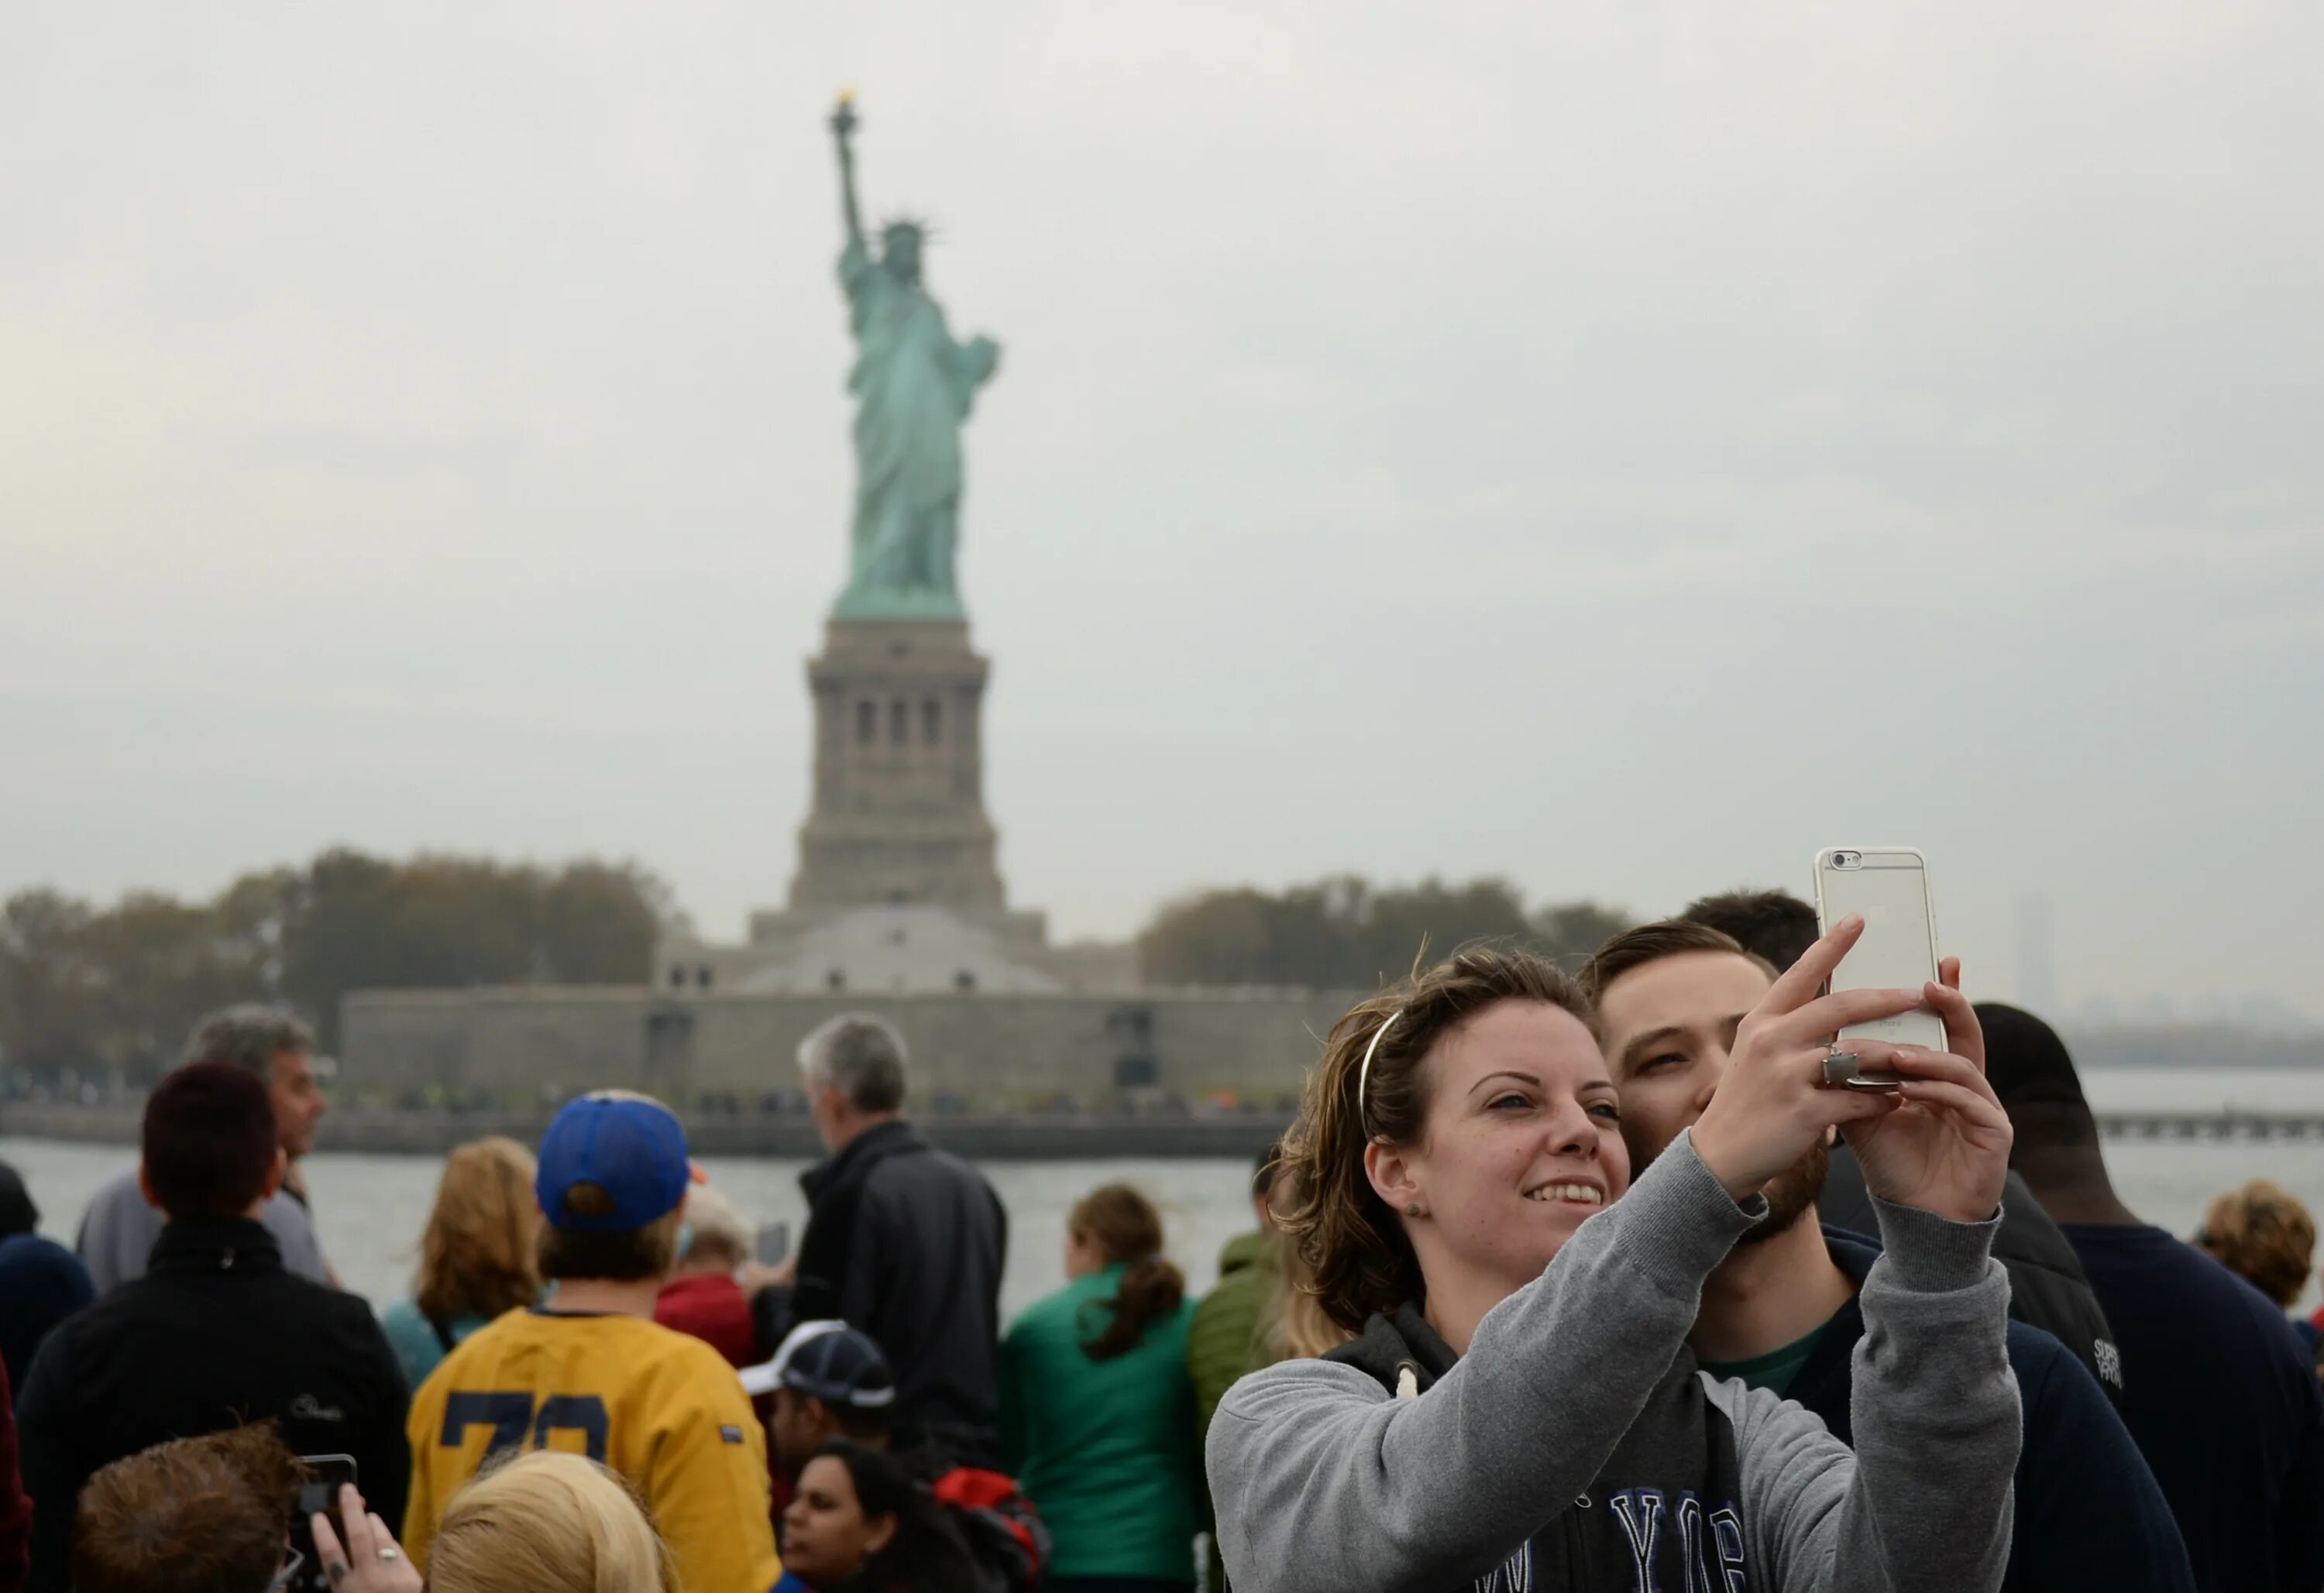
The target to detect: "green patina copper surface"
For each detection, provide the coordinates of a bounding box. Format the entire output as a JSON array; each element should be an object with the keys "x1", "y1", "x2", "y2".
[{"x1": 827, "y1": 95, "x2": 1000, "y2": 621}]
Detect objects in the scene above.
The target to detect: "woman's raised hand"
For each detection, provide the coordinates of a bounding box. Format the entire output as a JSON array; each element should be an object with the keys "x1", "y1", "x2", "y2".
[
  {"x1": 1689, "y1": 915, "x2": 1921, "y2": 1203},
  {"x1": 310, "y1": 1483, "x2": 422, "y2": 1593},
  {"x1": 1841, "y1": 961, "x2": 2013, "y2": 1224}
]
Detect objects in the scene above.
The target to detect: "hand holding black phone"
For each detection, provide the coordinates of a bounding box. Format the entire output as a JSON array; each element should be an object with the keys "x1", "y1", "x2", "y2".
[{"x1": 288, "y1": 1454, "x2": 357, "y2": 1593}]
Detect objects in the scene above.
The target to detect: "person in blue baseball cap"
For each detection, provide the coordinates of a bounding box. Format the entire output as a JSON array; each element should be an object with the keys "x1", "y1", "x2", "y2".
[{"x1": 396, "y1": 1091, "x2": 782, "y2": 1593}]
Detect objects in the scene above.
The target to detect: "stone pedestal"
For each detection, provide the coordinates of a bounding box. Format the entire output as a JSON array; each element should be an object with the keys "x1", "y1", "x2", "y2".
[{"x1": 787, "y1": 619, "x2": 1010, "y2": 912}]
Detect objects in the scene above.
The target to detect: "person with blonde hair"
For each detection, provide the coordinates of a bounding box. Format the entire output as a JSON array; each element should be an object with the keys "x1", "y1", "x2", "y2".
[
  {"x1": 380, "y1": 1138, "x2": 541, "y2": 1388},
  {"x1": 2195, "y1": 1179, "x2": 2317, "y2": 1312},
  {"x1": 655, "y1": 1181, "x2": 758, "y2": 1368},
  {"x1": 308, "y1": 1451, "x2": 678, "y2": 1593}
]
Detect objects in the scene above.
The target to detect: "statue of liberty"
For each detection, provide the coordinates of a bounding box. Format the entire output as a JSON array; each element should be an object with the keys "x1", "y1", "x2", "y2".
[{"x1": 827, "y1": 94, "x2": 1001, "y2": 620}]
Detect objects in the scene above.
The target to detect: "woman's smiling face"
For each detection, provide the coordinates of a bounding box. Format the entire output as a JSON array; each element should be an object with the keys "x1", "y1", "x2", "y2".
[{"x1": 1370, "y1": 999, "x2": 1631, "y2": 1303}]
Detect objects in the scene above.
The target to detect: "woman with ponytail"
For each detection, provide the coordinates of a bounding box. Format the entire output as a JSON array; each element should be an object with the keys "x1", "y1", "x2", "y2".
[{"x1": 1000, "y1": 1183, "x2": 1202, "y2": 1593}]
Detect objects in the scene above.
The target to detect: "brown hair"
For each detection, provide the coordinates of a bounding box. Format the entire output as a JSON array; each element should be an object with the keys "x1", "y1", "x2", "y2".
[
  {"x1": 1578, "y1": 918, "x2": 1776, "y2": 1005},
  {"x1": 141, "y1": 1062, "x2": 280, "y2": 1220},
  {"x1": 416, "y1": 1137, "x2": 541, "y2": 1323},
  {"x1": 1679, "y1": 889, "x2": 1820, "y2": 973},
  {"x1": 2197, "y1": 1180, "x2": 2316, "y2": 1308},
  {"x1": 1068, "y1": 1184, "x2": 1186, "y2": 1361},
  {"x1": 538, "y1": 1196, "x2": 685, "y2": 1283},
  {"x1": 1267, "y1": 1191, "x2": 1353, "y2": 1359},
  {"x1": 1275, "y1": 945, "x2": 1596, "y2": 1333},
  {"x1": 71, "y1": 1424, "x2": 304, "y2": 1593}
]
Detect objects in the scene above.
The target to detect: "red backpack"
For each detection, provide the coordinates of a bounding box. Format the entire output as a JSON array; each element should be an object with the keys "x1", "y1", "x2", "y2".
[{"x1": 929, "y1": 1466, "x2": 1050, "y2": 1593}]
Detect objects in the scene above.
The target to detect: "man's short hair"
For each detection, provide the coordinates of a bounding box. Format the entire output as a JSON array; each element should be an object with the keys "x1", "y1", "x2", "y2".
[
  {"x1": 143, "y1": 1063, "x2": 279, "y2": 1220},
  {"x1": 184, "y1": 1004, "x2": 315, "y2": 1075},
  {"x1": 1680, "y1": 890, "x2": 1820, "y2": 974},
  {"x1": 796, "y1": 1015, "x2": 908, "y2": 1113},
  {"x1": 1975, "y1": 1001, "x2": 2101, "y2": 1152},
  {"x1": 72, "y1": 1424, "x2": 303, "y2": 1593},
  {"x1": 1578, "y1": 919, "x2": 1776, "y2": 1004},
  {"x1": 538, "y1": 1207, "x2": 684, "y2": 1284}
]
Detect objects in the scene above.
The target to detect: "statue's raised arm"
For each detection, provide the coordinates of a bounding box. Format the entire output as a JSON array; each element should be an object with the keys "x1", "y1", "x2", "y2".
[{"x1": 830, "y1": 93, "x2": 866, "y2": 256}]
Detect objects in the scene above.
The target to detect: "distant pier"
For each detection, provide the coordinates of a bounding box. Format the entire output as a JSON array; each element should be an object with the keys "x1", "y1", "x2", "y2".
[{"x1": 2094, "y1": 1111, "x2": 2324, "y2": 1142}]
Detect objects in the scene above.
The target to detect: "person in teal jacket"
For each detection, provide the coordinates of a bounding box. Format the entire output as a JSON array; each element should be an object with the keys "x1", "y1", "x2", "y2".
[
  {"x1": 1000, "y1": 1183, "x2": 1202, "y2": 1593},
  {"x1": 376, "y1": 1137, "x2": 540, "y2": 1389}
]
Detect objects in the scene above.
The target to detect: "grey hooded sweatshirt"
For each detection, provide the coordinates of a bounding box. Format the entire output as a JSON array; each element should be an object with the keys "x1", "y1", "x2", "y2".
[{"x1": 1207, "y1": 1128, "x2": 2019, "y2": 1593}]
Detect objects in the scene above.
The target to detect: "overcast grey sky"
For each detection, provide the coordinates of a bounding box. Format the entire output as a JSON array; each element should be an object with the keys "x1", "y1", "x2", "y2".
[{"x1": 4, "y1": 2, "x2": 2319, "y2": 1023}]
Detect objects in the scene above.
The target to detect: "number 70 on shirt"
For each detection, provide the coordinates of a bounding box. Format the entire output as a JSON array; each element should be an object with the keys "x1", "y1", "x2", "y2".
[{"x1": 439, "y1": 1392, "x2": 610, "y2": 1463}]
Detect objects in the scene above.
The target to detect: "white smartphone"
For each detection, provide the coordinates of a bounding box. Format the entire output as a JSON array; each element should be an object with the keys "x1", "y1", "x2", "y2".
[{"x1": 1811, "y1": 846, "x2": 1948, "y2": 1087}]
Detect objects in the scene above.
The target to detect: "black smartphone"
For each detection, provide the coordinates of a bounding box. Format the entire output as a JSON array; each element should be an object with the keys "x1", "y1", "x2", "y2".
[{"x1": 289, "y1": 1454, "x2": 358, "y2": 1593}]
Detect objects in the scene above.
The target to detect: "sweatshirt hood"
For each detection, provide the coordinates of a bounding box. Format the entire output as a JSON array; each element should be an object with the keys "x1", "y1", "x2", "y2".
[{"x1": 1324, "y1": 1302, "x2": 1459, "y2": 1397}]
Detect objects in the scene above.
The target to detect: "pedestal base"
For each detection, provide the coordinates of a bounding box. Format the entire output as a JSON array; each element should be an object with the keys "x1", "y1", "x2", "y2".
[{"x1": 786, "y1": 619, "x2": 1010, "y2": 913}]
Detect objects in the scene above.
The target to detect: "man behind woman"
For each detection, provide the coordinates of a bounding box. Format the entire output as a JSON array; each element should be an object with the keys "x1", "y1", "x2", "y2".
[
  {"x1": 1210, "y1": 918, "x2": 2022, "y2": 1593},
  {"x1": 1002, "y1": 1183, "x2": 1205, "y2": 1593}
]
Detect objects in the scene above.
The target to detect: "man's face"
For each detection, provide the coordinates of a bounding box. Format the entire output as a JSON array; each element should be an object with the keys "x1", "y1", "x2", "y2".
[
  {"x1": 770, "y1": 1387, "x2": 831, "y2": 1479},
  {"x1": 268, "y1": 1049, "x2": 327, "y2": 1159},
  {"x1": 1597, "y1": 951, "x2": 1827, "y2": 1242}
]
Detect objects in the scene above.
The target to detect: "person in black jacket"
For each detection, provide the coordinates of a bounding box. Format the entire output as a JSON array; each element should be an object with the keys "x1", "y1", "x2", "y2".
[
  {"x1": 1586, "y1": 921, "x2": 2195, "y2": 1593},
  {"x1": 14, "y1": 1062, "x2": 409, "y2": 1593},
  {"x1": 751, "y1": 1015, "x2": 1007, "y2": 1464},
  {"x1": 1682, "y1": 887, "x2": 2126, "y2": 1402},
  {"x1": 1982, "y1": 1002, "x2": 2324, "y2": 1593}
]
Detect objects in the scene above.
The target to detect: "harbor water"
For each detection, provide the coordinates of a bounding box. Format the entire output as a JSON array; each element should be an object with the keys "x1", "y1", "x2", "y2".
[{"x1": 7, "y1": 1067, "x2": 2322, "y2": 1320}]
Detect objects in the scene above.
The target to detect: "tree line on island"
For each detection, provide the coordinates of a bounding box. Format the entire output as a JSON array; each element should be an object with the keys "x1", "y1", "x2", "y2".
[
  {"x1": 0, "y1": 852, "x2": 1630, "y2": 1087},
  {"x1": 0, "y1": 850, "x2": 676, "y2": 1083}
]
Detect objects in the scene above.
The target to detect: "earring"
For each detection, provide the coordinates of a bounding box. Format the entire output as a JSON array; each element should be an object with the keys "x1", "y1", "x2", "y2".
[{"x1": 1404, "y1": 1202, "x2": 1423, "y2": 1218}]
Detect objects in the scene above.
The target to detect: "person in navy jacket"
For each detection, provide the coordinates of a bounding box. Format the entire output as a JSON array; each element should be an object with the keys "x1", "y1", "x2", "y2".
[{"x1": 1586, "y1": 920, "x2": 2194, "y2": 1593}]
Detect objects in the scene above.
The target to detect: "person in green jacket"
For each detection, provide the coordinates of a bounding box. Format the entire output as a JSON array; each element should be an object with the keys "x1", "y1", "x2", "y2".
[
  {"x1": 1186, "y1": 1144, "x2": 1284, "y2": 1434},
  {"x1": 1184, "y1": 1145, "x2": 1283, "y2": 1593},
  {"x1": 1000, "y1": 1183, "x2": 1202, "y2": 1593}
]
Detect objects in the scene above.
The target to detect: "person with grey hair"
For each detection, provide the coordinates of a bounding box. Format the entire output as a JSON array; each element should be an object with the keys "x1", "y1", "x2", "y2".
[
  {"x1": 754, "y1": 1013, "x2": 1009, "y2": 1466},
  {"x1": 74, "y1": 1004, "x2": 334, "y2": 1292}
]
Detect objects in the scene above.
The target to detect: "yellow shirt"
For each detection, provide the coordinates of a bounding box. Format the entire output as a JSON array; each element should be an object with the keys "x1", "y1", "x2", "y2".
[{"x1": 404, "y1": 1309, "x2": 779, "y2": 1593}]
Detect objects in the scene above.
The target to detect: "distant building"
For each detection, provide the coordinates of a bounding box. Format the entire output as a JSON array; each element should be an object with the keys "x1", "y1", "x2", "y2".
[{"x1": 342, "y1": 601, "x2": 1351, "y2": 1112}]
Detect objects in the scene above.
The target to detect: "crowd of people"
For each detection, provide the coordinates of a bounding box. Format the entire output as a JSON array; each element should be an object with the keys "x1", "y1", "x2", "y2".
[{"x1": 0, "y1": 885, "x2": 2320, "y2": 1592}]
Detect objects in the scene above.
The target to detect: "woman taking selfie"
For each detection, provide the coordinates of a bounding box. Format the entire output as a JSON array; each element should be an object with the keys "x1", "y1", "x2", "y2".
[{"x1": 1208, "y1": 917, "x2": 2021, "y2": 1593}]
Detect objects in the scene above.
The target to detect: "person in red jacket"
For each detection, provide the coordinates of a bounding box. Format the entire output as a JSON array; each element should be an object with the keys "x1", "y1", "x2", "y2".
[
  {"x1": 655, "y1": 1182, "x2": 760, "y2": 1368},
  {"x1": 2, "y1": 1356, "x2": 29, "y2": 1593}
]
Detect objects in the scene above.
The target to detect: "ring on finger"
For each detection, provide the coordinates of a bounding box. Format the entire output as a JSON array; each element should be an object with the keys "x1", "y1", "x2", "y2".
[
  {"x1": 1821, "y1": 1048, "x2": 1862, "y2": 1087},
  {"x1": 380, "y1": 1547, "x2": 401, "y2": 1562}
]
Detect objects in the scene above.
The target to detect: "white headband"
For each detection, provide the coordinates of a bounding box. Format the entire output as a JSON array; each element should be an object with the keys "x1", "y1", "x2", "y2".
[{"x1": 1356, "y1": 1010, "x2": 1402, "y2": 1138}]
